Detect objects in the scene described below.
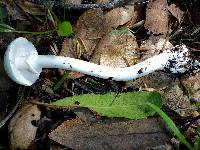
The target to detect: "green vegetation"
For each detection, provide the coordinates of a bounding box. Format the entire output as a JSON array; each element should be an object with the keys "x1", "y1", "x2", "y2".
[
  {"x1": 57, "y1": 21, "x2": 73, "y2": 37},
  {"x1": 148, "y1": 103, "x2": 193, "y2": 150},
  {"x1": 53, "y1": 71, "x2": 69, "y2": 91},
  {"x1": 52, "y1": 91, "x2": 162, "y2": 119}
]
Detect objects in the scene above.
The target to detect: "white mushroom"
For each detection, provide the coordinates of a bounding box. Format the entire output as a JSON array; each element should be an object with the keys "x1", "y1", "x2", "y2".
[{"x1": 4, "y1": 37, "x2": 196, "y2": 86}]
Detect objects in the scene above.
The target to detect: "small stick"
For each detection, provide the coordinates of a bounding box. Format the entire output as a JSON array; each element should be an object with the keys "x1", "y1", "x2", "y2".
[{"x1": 27, "y1": 0, "x2": 152, "y2": 10}]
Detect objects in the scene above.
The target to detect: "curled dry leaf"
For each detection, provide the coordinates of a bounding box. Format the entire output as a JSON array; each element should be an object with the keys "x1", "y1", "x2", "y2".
[
  {"x1": 96, "y1": 29, "x2": 139, "y2": 68},
  {"x1": 8, "y1": 104, "x2": 41, "y2": 149},
  {"x1": 75, "y1": 8, "x2": 108, "y2": 56},
  {"x1": 104, "y1": 0, "x2": 137, "y2": 29},
  {"x1": 75, "y1": 1, "x2": 138, "y2": 56},
  {"x1": 145, "y1": 0, "x2": 169, "y2": 34}
]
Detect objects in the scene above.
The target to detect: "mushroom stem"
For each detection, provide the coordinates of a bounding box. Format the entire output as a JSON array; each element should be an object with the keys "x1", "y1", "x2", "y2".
[
  {"x1": 29, "y1": 53, "x2": 171, "y2": 81},
  {"x1": 4, "y1": 37, "x2": 195, "y2": 86}
]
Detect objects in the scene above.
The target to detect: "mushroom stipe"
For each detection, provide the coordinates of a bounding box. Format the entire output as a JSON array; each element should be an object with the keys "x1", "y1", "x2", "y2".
[{"x1": 4, "y1": 37, "x2": 200, "y2": 86}]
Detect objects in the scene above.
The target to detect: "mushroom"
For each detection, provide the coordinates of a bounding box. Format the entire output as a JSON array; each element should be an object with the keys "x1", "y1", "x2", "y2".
[{"x1": 4, "y1": 37, "x2": 197, "y2": 86}]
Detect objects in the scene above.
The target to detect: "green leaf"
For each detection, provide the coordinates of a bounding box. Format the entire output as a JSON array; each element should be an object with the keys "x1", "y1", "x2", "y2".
[
  {"x1": 53, "y1": 71, "x2": 69, "y2": 91},
  {"x1": 0, "y1": 24, "x2": 15, "y2": 32},
  {"x1": 57, "y1": 21, "x2": 73, "y2": 37},
  {"x1": 147, "y1": 103, "x2": 193, "y2": 150},
  {"x1": 52, "y1": 91, "x2": 162, "y2": 119}
]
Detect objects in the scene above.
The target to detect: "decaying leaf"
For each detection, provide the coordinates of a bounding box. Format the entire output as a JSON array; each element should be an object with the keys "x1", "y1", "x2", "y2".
[
  {"x1": 8, "y1": 104, "x2": 41, "y2": 149},
  {"x1": 49, "y1": 118, "x2": 170, "y2": 149},
  {"x1": 140, "y1": 35, "x2": 173, "y2": 60},
  {"x1": 60, "y1": 38, "x2": 76, "y2": 58},
  {"x1": 15, "y1": 0, "x2": 45, "y2": 16},
  {"x1": 104, "y1": 0, "x2": 137, "y2": 29},
  {"x1": 168, "y1": 4, "x2": 185, "y2": 23},
  {"x1": 52, "y1": 91, "x2": 162, "y2": 119},
  {"x1": 125, "y1": 71, "x2": 174, "y2": 91},
  {"x1": 180, "y1": 72, "x2": 200, "y2": 99},
  {"x1": 75, "y1": 8, "x2": 108, "y2": 56},
  {"x1": 163, "y1": 81, "x2": 192, "y2": 117},
  {"x1": 75, "y1": 1, "x2": 139, "y2": 56},
  {"x1": 145, "y1": 0, "x2": 169, "y2": 34},
  {"x1": 91, "y1": 29, "x2": 139, "y2": 67}
]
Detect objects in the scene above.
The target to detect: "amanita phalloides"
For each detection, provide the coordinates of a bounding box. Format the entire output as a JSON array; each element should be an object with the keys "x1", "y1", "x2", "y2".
[{"x1": 4, "y1": 37, "x2": 198, "y2": 86}]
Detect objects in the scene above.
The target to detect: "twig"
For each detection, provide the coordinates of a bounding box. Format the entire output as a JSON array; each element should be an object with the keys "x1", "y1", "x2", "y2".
[{"x1": 27, "y1": 0, "x2": 152, "y2": 10}]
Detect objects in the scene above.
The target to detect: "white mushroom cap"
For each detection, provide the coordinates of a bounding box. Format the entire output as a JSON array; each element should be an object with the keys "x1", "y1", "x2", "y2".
[{"x1": 4, "y1": 37, "x2": 41, "y2": 86}]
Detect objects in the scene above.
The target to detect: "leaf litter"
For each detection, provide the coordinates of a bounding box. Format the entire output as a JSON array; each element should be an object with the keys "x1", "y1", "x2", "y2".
[{"x1": 1, "y1": 0, "x2": 200, "y2": 149}]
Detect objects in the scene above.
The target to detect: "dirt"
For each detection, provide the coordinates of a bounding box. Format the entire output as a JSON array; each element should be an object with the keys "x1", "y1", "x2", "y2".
[{"x1": 0, "y1": 0, "x2": 200, "y2": 149}]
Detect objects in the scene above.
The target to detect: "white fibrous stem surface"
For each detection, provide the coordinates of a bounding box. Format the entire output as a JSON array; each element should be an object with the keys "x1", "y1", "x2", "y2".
[
  {"x1": 28, "y1": 44, "x2": 193, "y2": 81},
  {"x1": 5, "y1": 37, "x2": 198, "y2": 86}
]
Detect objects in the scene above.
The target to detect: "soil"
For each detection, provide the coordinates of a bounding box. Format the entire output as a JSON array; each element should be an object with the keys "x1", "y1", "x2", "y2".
[{"x1": 0, "y1": 0, "x2": 200, "y2": 149}]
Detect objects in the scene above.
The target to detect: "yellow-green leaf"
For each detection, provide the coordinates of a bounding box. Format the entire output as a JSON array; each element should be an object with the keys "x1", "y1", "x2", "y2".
[
  {"x1": 57, "y1": 21, "x2": 73, "y2": 37},
  {"x1": 52, "y1": 91, "x2": 162, "y2": 119}
]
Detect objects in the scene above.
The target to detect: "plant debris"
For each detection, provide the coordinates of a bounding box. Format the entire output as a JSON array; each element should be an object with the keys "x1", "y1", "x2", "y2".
[
  {"x1": 0, "y1": 0, "x2": 200, "y2": 149},
  {"x1": 49, "y1": 118, "x2": 170, "y2": 149},
  {"x1": 8, "y1": 104, "x2": 41, "y2": 149}
]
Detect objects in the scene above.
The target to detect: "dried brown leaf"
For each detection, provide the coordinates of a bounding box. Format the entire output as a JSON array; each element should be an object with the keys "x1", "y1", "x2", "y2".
[
  {"x1": 16, "y1": 0, "x2": 45, "y2": 16},
  {"x1": 91, "y1": 29, "x2": 139, "y2": 67},
  {"x1": 145, "y1": 0, "x2": 169, "y2": 34},
  {"x1": 8, "y1": 104, "x2": 41, "y2": 149},
  {"x1": 104, "y1": 2, "x2": 136, "y2": 29},
  {"x1": 180, "y1": 72, "x2": 200, "y2": 99},
  {"x1": 168, "y1": 4, "x2": 185, "y2": 23},
  {"x1": 163, "y1": 81, "x2": 192, "y2": 117},
  {"x1": 49, "y1": 118, "x2": 170, "y2": 149},
  {"x1": 75, "y1": 8, "x2": 108, "y2": 56}
]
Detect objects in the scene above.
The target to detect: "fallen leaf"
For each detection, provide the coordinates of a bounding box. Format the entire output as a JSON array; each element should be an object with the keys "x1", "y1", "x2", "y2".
[
  {"x1": 104, "y1": 1, "x2": 136, "y2": 29},
  {"x1": 15, "y1": 0, "x2": 45, "y2": 16},
  {"x1": 96, "y1": 29, "x2": 139, "y2": 67},
  {"x1": 168, "y1": 4, "x2": 185, "y2": 23},
  {"x1": 140, "y1": 35, "x2": 173, "y2": 60},
  {"x1": 180, "y1": 72, "x2": 200, "y2": 100},
  {"x1": 163, "y1": 81, "x2": 192, "y2": 117},
  {"x1": 125, "y1": 71, "x2": 174, "y2": 91},
  {"x1": 49, "y1": 118, "x2": 170, "y2": 149},
  {"x1": 52, "y1": 91, "x2": 162, "y2": 119},
  {"x1": 75, "y1": 8, "x2": 108, "y2": 56},
  {"x1": 8, "y1": 104, "x2": 41, "y2": 149},
  {"x1": 145, "y1": 0, "x2": 169, "y2": 34}
]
